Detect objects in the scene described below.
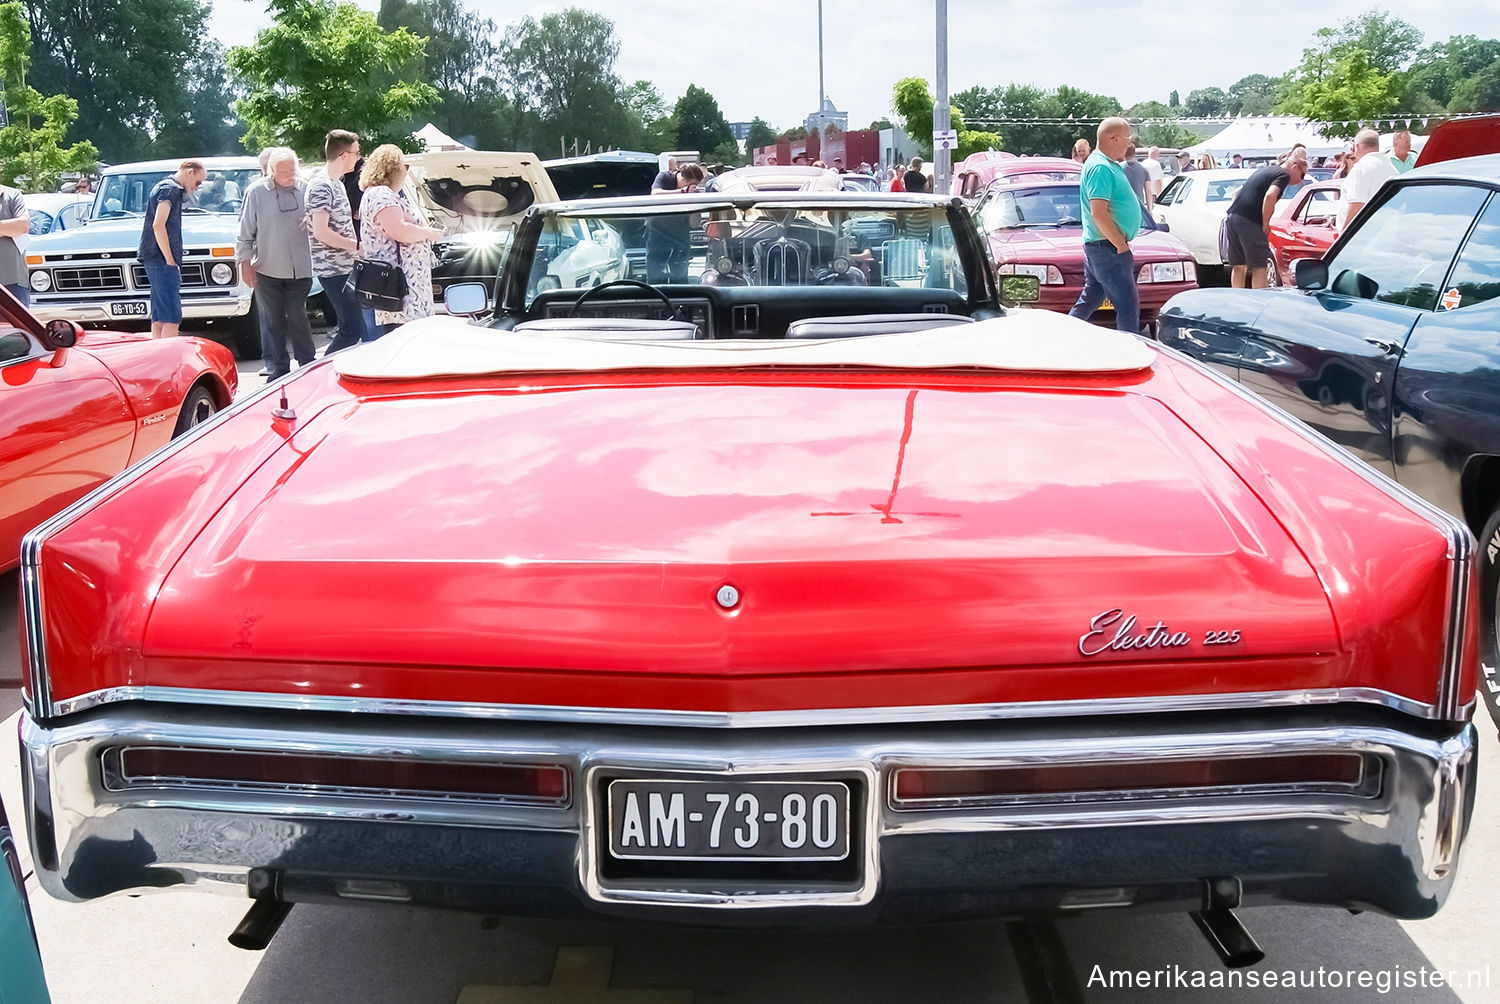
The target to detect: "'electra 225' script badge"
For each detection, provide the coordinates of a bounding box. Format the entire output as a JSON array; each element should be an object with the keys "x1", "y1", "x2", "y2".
[{"x1": 1078, "y1": 608, "x2": 1242, "y2": 657}]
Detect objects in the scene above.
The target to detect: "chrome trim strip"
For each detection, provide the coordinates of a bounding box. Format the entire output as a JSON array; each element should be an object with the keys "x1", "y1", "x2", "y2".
[
  {"x1": 18, "y1": 374, "x2": 311, "y2": 721},
  {"x1": 1155, "y1": 341, "x2": 1476, "y2": 722},
  {"x1": 41, "y1": 683, "x2": 1466, "y2": 728}
]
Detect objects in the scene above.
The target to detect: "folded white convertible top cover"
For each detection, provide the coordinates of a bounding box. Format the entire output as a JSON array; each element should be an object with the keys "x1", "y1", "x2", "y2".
[{"x1": 333, "y1": 309, "x2": 1156, "y2": 381}]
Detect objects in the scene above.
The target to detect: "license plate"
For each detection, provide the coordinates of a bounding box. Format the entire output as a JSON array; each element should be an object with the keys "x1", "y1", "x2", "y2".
[
  {"x1": 1100, "y1": 298, "x2": 1114, "y2": 311},
  {"x1": 108, "y1": 301, "x2": 148, "y2": 317},
  {"x1": 607, "y1": 779, "x2": 851, "y2": 861}
]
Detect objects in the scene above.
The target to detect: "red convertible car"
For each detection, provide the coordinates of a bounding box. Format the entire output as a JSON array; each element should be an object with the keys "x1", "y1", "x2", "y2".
[
  {"x1": 1267, "y1": 180, "x2": 1342, "y2": 286},
  {"x1": 974, "y1": 180, "x2": 1199, "y2": 330},
  {"x1": 16, "y1": 194, "x2": 1477, "y2": 963},
  {"x1": 0, "y1": 287, "x2": 236, "y2": 572}
]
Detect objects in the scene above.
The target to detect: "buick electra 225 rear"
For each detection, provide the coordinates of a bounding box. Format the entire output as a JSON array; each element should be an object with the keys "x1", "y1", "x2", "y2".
[{"x1": 16, "y1": 316, "x2": 1477, "y2": 961}]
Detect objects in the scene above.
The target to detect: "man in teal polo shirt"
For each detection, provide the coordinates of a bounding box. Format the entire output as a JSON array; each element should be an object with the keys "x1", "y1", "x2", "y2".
[{"x1": 1069, "y1": 117, "x2": 1142, "y2": 333}]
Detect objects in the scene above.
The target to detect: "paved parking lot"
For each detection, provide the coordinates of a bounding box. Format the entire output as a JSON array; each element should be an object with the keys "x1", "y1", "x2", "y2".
[{"x1": 3, "y1": 323, "x2": 1497, "y2": 1003}]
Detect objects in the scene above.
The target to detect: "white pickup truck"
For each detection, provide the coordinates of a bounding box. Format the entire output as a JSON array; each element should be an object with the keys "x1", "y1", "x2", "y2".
[{"x1": 23, "y1": 156, "x2": 264, "y2": 357}]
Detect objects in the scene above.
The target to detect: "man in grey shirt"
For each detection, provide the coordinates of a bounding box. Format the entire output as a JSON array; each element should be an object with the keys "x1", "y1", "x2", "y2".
[
  {"x1": 0, "y1": 181, "x2": 29, "y2": 306},
  {"x1": 237, "y1": 147, "x2": 315, "y2": 379},
  {"x1": 1121, "y1": 141, "x2": 1158, "y2": 232}
]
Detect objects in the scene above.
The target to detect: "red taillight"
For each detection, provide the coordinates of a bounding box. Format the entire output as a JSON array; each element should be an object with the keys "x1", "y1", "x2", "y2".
[
  {"x1": 892, "y1": 753, "x2": 1368, "y2": 807},
  {"x1": 105, "y1": 746, "x2": 569, "y2": 804}
]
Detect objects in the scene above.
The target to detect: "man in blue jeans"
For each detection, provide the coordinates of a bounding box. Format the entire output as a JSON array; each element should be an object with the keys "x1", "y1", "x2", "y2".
[
  {"x1": 1069, "y1": 117, "x2": 1142, "y2": 334},
  {"x1": 307, "y1": 129, "x2": 365, "y2": 355},
  {"x1": 139, "y1": 160, "x2": 207, "y2": 338}
]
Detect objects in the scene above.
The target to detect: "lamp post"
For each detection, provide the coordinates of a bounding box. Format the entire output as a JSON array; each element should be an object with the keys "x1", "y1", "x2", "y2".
[
  {"x1": 934, "y1": 0, "x2": 951, "y2": 193},
  {"x1": 817, "y1": 0, "x2": 826, "y2": 160}
]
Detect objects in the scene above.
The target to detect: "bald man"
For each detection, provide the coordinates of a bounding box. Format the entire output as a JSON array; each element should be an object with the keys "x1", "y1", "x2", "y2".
[{"x1": 1068, "y1": 117, "x2": 1142, "y2": 333}]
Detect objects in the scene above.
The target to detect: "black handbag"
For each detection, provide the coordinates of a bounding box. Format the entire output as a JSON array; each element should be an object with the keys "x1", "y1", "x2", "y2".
[{"x1": 347, "y1": 257, "x2": 407, "y2": 311}]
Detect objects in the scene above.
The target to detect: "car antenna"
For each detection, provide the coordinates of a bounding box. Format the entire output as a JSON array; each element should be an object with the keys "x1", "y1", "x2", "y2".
[{"x1": 272, "y1": 387, "x2": 296, "y2": 421}]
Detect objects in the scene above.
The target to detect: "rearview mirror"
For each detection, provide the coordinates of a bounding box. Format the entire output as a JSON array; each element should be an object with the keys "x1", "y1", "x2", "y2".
[
  {"x1": 41, "y1": 318, "x2": 80, "y2": 349},
  {"x1": 443, "y1": 282, "x2": 489, "y2": 318},
  {"x1": 1000, "y1": 274, "x2": 1041, "y2": 304},
  {"x1": 1293, "y1": 259, "x2": 1328, "y2": 291}
]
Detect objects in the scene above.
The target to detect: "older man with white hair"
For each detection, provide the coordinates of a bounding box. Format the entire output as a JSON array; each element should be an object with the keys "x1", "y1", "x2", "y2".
[
  {"x1": 1340, "y1": 128, "x2": 1397, "y2": 231},
  {"x1": 1069, "y1": 116, "x2": 1142, "y2": 333},
  {"x1": 236, "y1": 146, "x2": 315, "y2": 380}
]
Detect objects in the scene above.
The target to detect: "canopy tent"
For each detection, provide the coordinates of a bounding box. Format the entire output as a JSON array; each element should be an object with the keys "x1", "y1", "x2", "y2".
[
  {"x1": 413, "y1": 123, "x2": 470, "y2": 152},
  {"x1": 1185, "y1": 118, "x2": 1344, "y2": 160}
]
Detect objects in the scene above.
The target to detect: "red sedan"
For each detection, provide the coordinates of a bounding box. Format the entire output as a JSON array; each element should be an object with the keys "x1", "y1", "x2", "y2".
[
  {"x1": 974, "y1": 180, "x2": 1199, "y2": 330},
  {"x1": 952, "y1": 154, "x2": 1080, "y2": 201},
  {"x1": 1267, "y1": 181, "x2": 1342, "y2": 286},
  {"x1": 0, "y1": 286, "x2": 237, "y2": 571}
]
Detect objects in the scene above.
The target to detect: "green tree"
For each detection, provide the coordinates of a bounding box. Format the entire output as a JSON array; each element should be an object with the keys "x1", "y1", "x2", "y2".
[
  {"x1": 1125, "y1": 100, "x2": 1174, "y2": 121},
  {"x1": 707, "y1": 139, "x2": 745, "y2": 168},
  {"x1": 498, "y1": 8, "x2": 636, "y2": 155},
  {"x1": 1329, "y1": 9, "x2": 1423, "y2": 76},
  {"x1": 673, "y1": 84, "x2": 733, "y2": 155},
  {"x1": 1169, "y1": 90, "x2": 1180, "y2": 108},
  {"x1": 952, "y1": 85, "x2": 999, "y2": 121},
  {"x1": 229, "y1": 0, "x2": 437, "y2": 159},
  {"x1": 1228, "y1": 74, "x2": 1279, "y2": 115},
  {"x1": 868, "y1": 117, "x2": 893, "y2": 131},
  {"x1": 1404, "y1": 35, "x2": 1500, "y2": 108},
  {"x1": 780, "y1": 126, "x2": 809, "y2": 141},
  {"x1": 0, "y1": 2, "x2": 96, "y2": 189},
  {"x1": 1279, "y1": 42, "x2": 1401, "y2": 138},
  {"x1": 619, "y1": 80, "x2": 677, "y2": 152},
  {"x1": 151, "y1": 43, "x2": 246, "y2": 157},
  {"x1": 1183, "y1": 87, "x2": 1230, "y2": 117},
  {"x1": 1450, "y1": 62, "x2": 1500, "y2": 113},
  {"x1": 378, "y1": 0, "x2": 502, "y2": 144},
  {"x1": 23, "y1": 0, "x2": 225, "y2": 161},
  {"x1": 745, "y1": 117, "x2": 778, "y2": 151}
]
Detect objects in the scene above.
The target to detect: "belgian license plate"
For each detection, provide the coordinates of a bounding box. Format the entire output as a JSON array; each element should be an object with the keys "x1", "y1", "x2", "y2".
[
  {"x1": 1100, "y1": 298, "x2": 1114, "y2": 311},
  {"x1": 109, "y1": 301, "x2": 148, "y2": 317},
  {"x1": 608, "y1": 779, "x2": 851, "y2": 861}
]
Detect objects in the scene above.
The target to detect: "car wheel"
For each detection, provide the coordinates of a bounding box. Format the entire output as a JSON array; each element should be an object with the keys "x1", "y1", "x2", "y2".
[
  {"x1": 172, "y1": 384, "x2": 218, "y2": 437},
  {"x1": 1475, "y1": 507, "x2": 1500, "y2": 731},
  {"x1": 231, "y1": 303, "x2": 262, "y2": 361},
  {"x1": 1267, "y1": 258, "x2": 1282, "y2": 287}
]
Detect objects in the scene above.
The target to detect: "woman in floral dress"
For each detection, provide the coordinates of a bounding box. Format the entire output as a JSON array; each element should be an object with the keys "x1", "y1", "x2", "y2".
[{"x1": 358, "y1": 144, "x2": 445, "y2": 334}]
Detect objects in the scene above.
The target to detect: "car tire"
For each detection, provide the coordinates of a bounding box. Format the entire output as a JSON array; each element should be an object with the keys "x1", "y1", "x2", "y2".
[
  {"x1": 172, "y1": 383, "x2": 218, "y2": 437},
  {"x1": 1475, "y1": 507, "x2": 1500, "y2": 731},
  {"x1": 1267, "y1": 258, "x2": 1282, "y2": 287},
  {"x1": 231, "y1": 303, "x2": 261, "y2": 361}
]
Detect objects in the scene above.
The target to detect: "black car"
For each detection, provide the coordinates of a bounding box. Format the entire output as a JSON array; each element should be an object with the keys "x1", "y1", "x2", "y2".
[{"x1": 1158, "y1": 152, "x2": 1500, "y2": 729}]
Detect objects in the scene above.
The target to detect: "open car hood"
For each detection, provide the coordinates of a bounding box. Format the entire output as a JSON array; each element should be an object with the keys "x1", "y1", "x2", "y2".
[{"x1": 404, "y1": 150, "x2": 559, "y2": 237}]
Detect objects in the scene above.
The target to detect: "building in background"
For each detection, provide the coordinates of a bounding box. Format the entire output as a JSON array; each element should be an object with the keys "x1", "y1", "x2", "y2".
[{"x1": 804, "y1": 98, "x2": 848, "y2": 136}]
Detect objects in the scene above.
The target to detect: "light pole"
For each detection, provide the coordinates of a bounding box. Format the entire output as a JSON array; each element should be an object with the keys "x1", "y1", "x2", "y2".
[
  {"x1": 817, "y1": 0, "x2": 826, "y2": 160},
  {"x1": 934, "y1": 0, "x2": 951, "y2": 193}
]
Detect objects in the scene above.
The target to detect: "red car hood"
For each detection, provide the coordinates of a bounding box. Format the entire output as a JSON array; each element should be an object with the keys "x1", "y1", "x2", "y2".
[
  {"x1": 139, "y1": 379, "x2": 1337, "y2": 708},
  {"x1": 74, "y1": 329, "x2": 152, "y2": 349},
  {"x1": 992, "y1": 227, "x2": 1189, "y2": 264}
]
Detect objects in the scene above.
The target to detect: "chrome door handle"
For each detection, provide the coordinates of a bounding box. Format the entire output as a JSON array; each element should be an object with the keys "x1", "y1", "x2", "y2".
[{"x1": 1364, "y1": 337, "x2": 1402, "y2": 356}]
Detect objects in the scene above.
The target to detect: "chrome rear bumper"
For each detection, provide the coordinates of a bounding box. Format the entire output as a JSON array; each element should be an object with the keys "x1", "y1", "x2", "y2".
[{"x1": 19, "y1": 704, "x2": 1476, "y2": 924}]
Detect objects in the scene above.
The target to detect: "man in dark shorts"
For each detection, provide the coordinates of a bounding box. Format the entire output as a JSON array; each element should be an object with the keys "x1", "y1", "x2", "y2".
[
  {"x1": 139, "y1": 160, "x2": 207, "y2": 338},
  {"x1": 1223, "y1": 156, "x2": 1306, "y2": 288}
]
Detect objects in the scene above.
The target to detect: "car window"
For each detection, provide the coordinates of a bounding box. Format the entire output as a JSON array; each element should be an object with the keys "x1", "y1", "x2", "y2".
[
  {"x1": 1204, "y1": 179, "x2": 1245, "y2": 203},
  {"x1": 28, "y1": 209, "x2": 55, "y2": 235},
  {"x1": 1441, "y1": 195, "x2": 1500, "y2": 311},
  {"x1": 58, "y1": 202, "x2": 88, "y2": 228},
  {"x1": 1157, "y1": 177, "x2": 1184, "y2": 206},
  {"x1": 1328, "y1": 184, "x2": 1489, "y2": 310},
  {"x1": 1296, "y1": 189, "x2": 1340, "y2": 224}
]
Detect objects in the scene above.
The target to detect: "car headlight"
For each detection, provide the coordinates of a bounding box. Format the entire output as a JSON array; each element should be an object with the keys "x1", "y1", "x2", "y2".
[
  {"x1": 1138, "y1": 261, "x2": 1188, "y2": 283},
  {"x1": 996, "y1": 263, "x2": 1063, "y2": 285},
  {"x1": 210, "y1": 262, "x2": 235, "y2": 285},
  {"x1": 29, "y1": 270, "x2": 51, "y2": 293}
]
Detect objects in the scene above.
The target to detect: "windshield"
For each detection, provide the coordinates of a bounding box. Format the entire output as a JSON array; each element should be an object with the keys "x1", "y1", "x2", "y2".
[
  {"x1": 94, "y1": 168, "x2": 262, "y2": 218},
  {"x1": 516, "y1": 204, "x2": 968, "y2": 304},
  {"x1": 981, "y1": 185, "x2": 1084, "y2": 230}
]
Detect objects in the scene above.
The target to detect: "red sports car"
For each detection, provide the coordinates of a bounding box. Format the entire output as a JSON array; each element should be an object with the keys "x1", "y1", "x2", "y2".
[
  {"x1": 16, "y1": 193, "x2": 1476, "y2": 959},
  {"x1": 974, "y1": 180, "x2": 1199, "y2": 330},
  {"x1": 0, "y1": 286, "x2": 237, "y2": 572},
  {"x1": 1267, "y1": 180, "x2": 1342, "y2": 286}
]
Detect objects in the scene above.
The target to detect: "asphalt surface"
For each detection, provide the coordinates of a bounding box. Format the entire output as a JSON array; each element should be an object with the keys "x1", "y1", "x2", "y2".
[{"x1": 1, "y1": 323, "x2": 1497, "y2": 1003}]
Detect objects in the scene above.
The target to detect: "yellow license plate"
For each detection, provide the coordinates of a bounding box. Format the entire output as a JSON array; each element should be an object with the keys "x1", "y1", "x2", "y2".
[{"x1": 1100, "y1": 299, "x2": 1114, "y2": 311}]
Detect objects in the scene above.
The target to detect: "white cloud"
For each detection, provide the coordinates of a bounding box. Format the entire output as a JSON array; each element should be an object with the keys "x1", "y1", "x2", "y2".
[{"x1": 208, "y1": 0, "x2": 1477, "y2": 140}]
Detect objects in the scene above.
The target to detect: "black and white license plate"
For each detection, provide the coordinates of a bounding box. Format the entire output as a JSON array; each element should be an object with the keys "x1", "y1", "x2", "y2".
[
  {"x1": 607, "y1": 779, "x2": 851, "y2": 861},
  {"x1": 109, "y1": 301, "x2": 148, "y2": 317}
]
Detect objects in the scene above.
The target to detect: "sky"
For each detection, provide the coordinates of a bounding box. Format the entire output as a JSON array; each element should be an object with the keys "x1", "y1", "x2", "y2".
[{"x1": 209, "y1": 0, "x2": 1477, "y2": 133}]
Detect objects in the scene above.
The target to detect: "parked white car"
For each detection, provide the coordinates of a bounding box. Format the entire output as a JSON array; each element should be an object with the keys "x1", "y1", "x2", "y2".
[{"x1": 1151, "y1": 169, "x2": 1252, "y2": 274}]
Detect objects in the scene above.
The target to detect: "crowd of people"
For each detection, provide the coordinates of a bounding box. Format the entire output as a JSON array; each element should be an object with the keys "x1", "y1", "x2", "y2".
[{"x1": 137, "y1": 129, "x2": 444, "y2": 380}]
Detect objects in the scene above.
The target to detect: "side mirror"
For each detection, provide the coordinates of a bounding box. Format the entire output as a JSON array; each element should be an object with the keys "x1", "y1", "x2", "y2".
[
  {"x1": 41, "y1": 318, "x2": 80, "y2": 350},
  {"x1": 1293, "y1": 259, "x2": 1328, "y2": 291},
  {"x1": 443, "y1": 282, "x2": 489, "y2": 318},
  {"x1": 1155, "y1": 220, "x2": 1171, "y2": 233}
]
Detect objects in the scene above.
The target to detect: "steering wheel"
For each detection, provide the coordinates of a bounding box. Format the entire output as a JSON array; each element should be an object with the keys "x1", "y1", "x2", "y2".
[{"x1": 569, "y1": 279, "x2": 681, "y2": 320}]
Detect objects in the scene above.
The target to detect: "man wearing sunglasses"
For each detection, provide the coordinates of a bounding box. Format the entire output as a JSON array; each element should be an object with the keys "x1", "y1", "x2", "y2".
[{"x1": 236, "y1": 147, "x2": 315, "y2": 379}]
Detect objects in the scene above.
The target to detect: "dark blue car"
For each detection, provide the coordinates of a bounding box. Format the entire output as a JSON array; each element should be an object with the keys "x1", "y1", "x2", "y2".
[{"x1": 1159, "y1": 151, "x2": 1500, "y2": 731}]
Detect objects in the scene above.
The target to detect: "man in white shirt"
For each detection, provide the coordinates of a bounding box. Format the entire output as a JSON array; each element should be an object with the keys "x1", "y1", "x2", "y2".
[
  {"x1": 1143, "y1": 147, "x2": 1165, "y2": 203},
  {"x1": 1339, "y1": 129, "x2": 1397, "y2": 230}
]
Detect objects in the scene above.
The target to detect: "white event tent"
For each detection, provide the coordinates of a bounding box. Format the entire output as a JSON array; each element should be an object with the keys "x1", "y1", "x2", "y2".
[
  {"x1": 1185, "y1": 117, "x2": 1345, "y2": 160},
  {"x1": 413, "y1": 122, "x2": 470, "y2": 152}
]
